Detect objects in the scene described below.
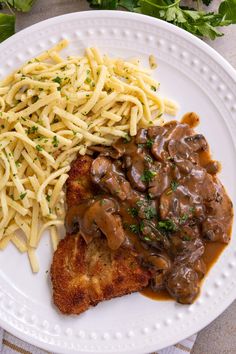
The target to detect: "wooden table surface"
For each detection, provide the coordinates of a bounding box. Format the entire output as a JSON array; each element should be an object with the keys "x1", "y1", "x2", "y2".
[{"x1": 14, "y1": 1, "x2": 236, "y2": 353}]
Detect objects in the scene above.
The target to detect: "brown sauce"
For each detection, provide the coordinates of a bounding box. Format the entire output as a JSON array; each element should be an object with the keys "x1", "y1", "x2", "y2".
[
  {"x1": 67, "y1": 118, "x2": 233, "y2": 305},
  {"x1": 141, "y1": 115, "x2": 226, "y2": 301},
  {"x1": 141, "y1": 241, "x2": 226, "y2": 301},
  {"x1": 181, "y1": 112, "x2": 200, "y2": 128}
]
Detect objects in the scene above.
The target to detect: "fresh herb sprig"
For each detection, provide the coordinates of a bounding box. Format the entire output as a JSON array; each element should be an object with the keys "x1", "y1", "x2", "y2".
[
  {"x1": 0, "y1": 0, "x2": 35, "y2": 43},
  {"x1": 0, "y1": 13, "x2": 15, "y2": 42},
  {"x1": 87, "y1": 0, "x2": 236, "y2": 40}
]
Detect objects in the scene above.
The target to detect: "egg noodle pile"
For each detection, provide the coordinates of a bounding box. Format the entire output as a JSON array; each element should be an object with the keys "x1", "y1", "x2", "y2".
[{"x1": 0, "y1": 40, "x2": 178, "y2": 272}]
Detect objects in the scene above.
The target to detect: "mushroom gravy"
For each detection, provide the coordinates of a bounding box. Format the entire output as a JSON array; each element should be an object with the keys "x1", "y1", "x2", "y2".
[{"x1": 65, "y1": 118, "x2": 233, "y2": 304}]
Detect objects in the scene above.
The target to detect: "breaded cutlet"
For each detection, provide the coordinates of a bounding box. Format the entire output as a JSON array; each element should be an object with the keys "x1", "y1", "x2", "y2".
[{"x1": 51, "y1": 155, "x2": 150, "y2": 315}]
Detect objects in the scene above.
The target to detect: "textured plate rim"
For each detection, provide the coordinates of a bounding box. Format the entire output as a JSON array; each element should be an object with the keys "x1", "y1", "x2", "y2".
[{"x1": 0, "y1": 10, "x2": 235, "y2": 354}]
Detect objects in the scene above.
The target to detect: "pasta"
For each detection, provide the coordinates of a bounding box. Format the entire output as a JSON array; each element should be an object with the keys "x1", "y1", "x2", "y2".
[{"x1": 0, "y1": 40, "x2": 178, "y2": 272}]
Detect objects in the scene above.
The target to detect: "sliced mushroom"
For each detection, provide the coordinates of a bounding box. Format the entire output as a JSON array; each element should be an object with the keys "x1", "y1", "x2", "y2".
[
  {"x1": 205, "y1": 160, "x2": 221, "y2": 175},
  {"x1": 89, "y1": 140, "x2": 125, "y2": 159},
  {"x1": 146, "y1": 253, "x2": 171, "y2": 270},
  {"x1": 148, "y1": 164, "x2": 172, "y2": 198},
  {"x1": 147, "y1": 125, "x2": 165, "y2": 138},
  {"x1": 151, "y1": 135, "x2": 166, "y2": 161},
  {"x1": 65, "y1": 201, "x2": 95, "y2": 237},
  {"x1": 166, "y1": 264, "x2": 200, "y2": 304},
  {"x1": 91, "y1": 156, "x2": 111, "y2": 184},
  {"x1": 174, "y1": 158, "x2": 193, "y2": 174},
  {"x1": 91, "y1": 156, "x2": 131, "y2": 200},
  {"x1": 164, "y1": 121, "x2": 191, "y2": 140},
  {"x1": 193, "y1": 258, "x2": 206, "y2": 279},
  {"x1": 185, "y1": 134, "x2": 208, "y2": 152},
  {"x1": 148, "y1": 254, "x2": 171, "y2": 291},
  {"x1": 174, "y1": 238, "x2": 205, "y2": 264},
  {"x1": 135, "y1": 128, "x2": 148, "y2": 144},
  {"x1": 140, "y1": 220, "x2": 170, "y2": 250},
  {"x1": 168, "y1": 139, "x2": 191, "y2": 160},
  {"x1": 127, "y1": 156, "x2": 147, "y2": 192},
  {"x1": 202, "y1": 217, "x2": 230, "y2": 244},
  {"x1": 81, "y1": 198, "x2": 125, "y2": 250}
]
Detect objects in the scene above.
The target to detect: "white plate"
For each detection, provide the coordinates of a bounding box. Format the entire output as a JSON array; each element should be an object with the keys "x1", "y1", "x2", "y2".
[{"x1": 0, "y1": 10, "x2": 236, "y2": 354}]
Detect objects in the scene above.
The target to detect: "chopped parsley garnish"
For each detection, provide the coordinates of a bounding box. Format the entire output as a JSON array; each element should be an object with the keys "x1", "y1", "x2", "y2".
[
  {"x1": 144, "y1": 155, "x2": 153, "y2": 163},
  {"x1": 151, "y1": 85, "x2": 156, "y2": 91},
  {"x1": 144, "y1": 206, "x2": 157, "y2": 220},
  {"x1": 52, "y1": 76, "x2": 62, "y2": 84},
  {"x1": 128, "y1": 207, "x2": 138, "y2": 217},
  {"x1": 27, "y1": 126, "x2": 38, "y2": 135},
  {"x1": 136, "y1": 200, "x2": 144, "y2": 208},
  {"x1": 129, "y1": 224, "x2": 139, "y2": 234},
  {"x1": 158, "y1": 219, "x2": 177, "y2": 232},
  {"x1": 140, "y1": 220, "x2": 145, "y2": 232},
  {"x1": 143, "y1": 236, "x2": 152, "y2": 242},
  {"x1": 52, "y1": 136, "x2": 59, "y2": 148},
  {"x1": 141, "y1": 169, "x2": 156, "y2": 183},
  {"x1": 179, "y1": 213, "x2": 189, "y2": 224},
  {"x1": 146, "y1": 138, "x2": 154, "y2": 148},
  {"x1": 85, "y1": 77, "x2": 91, "y2": 84},
  {"x1": 46, "y1": 194, "x2": 51, "y2": 202},
  {"x1": 138, "y1": 143, "x2": 144, "y2": 149},
  {"x1": 183, "y1": 235, "x2": 191, "y2": 241},
  {"x1": 36, "y1": 144, "x2": 43, "y2": 152},
  {"x1": 170, "y1": 180, "x2": 179, "y2": 192},
  {"x1": 99, "y1": 199, "x2": 106, "y2": 206},
  {"x1": 20, "y1": 192, "x2": 27, "y2": 200}
]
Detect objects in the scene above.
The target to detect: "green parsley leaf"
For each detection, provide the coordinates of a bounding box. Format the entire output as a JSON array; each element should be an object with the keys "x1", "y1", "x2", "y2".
[
  {"x1": 144, "y1": 155, "x2": 153, "y2": 163},
  {"x1": 141, "y1": 169, "x2": 156, "y2": 183},
  {"x1": 146, "y1": 138, "x2": 154, "y2": 148},
  {"x1": 36, "y1": 144, "x2": 43, "y2": 151},
  {"x1": 0, "y1": 13, "x2": 15, "y2": 43},
  {"x1": 85, "y1": 77, "x2": 92, "y2": 84},
  {"x1": 128, "y1": 207, "x2": 138, "y2": 217},
  {"x1": 151, "y1": 85, "x2": 157, "y2": 91},
  {"x1": 27, "y1": 125, "x2": 38, "y2": 135},
  {"x1": 52, "y1": 76, "x2": 62, "y2": 84},
  {"x1": 99, "y1": 199, "x2": 106, "y2": 205},
  {"x1": 219, "y1": 0, "x2": 236, "y2": 23},
  {"x1": 1, "y1": 0, "x2": 36, "y2": 12},
  {"x1": 179, "y1": 213, "x2": 189, "y2": 224},
  {"x1": 119, "y1": 0, "x2": 139, "y2": 11},
  {"x1": 20, "y1": 192, "x2": 27, "y2": 200},
  {"x1": 158, "y1": 219, "x2": 177, "y2": 232},
  {"x1": 138, "y1": 0, "x2": 232, "y2": 40},
  {"x1": 182, "y1": 235, "x2": 191, "y2": 241},
  {"x1": 170, "y1": 180, "x2": 179, "y2": 192},
  {"x1": 129, "y1": 224, "x2": 139, "y2": 234},
  {"x1": 144, "y1": 206, "x2": 157, "y2": 220},
  {"x1": 88, "y1": 0, "x2": 118, "y2": 9},
  {"x1": 52, "y1": 135, "x2": 59, "y2": 148}
]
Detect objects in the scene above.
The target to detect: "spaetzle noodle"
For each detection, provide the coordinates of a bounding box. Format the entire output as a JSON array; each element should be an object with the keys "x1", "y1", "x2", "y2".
[{"x1": 0, "y1": 40, "x2": 178, "y2": 272}]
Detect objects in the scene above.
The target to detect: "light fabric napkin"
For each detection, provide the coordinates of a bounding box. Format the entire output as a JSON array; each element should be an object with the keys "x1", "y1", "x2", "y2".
[{"x1": 0, "y1": 328, "x2": 196, "y2": 353}]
